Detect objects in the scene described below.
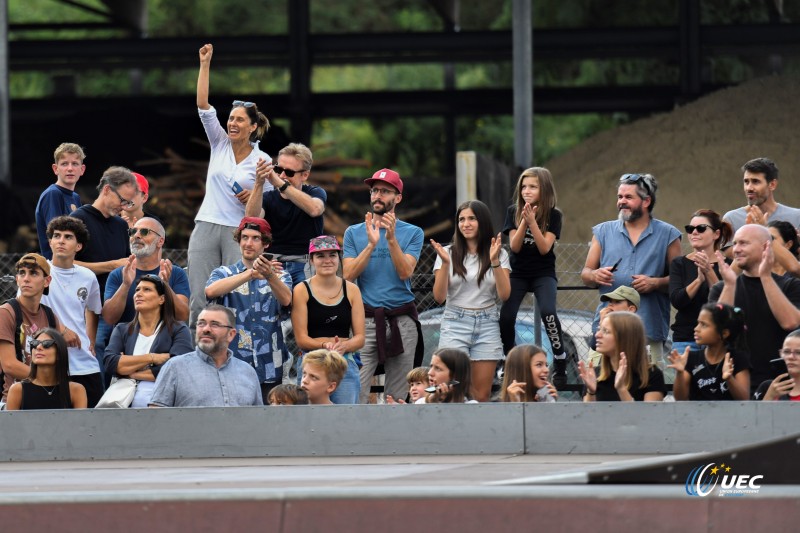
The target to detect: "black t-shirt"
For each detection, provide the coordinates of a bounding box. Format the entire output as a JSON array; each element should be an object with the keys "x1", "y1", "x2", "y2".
[
  {"x1": 669, "y1": 255, "x2": 726, "y2": 342},
  {"x1": 753, "y1": 378, "x2": 800, "y2": 401},
  {"x1": 709, "y1": 274, "x2": 800, "y2": 389},
  {"x1": 70, "y1": 205, "x2": 130, "y2": 296},
  {"x1": 595, "y1": 365, "x2": 666, "y2": 401},
  {"x1": 684, "y1": 348, "x2": 750, "y2": 400},
  {"x1": 502, "y1": 205, "x2": 562, "y2": 279},
  {"x1": 262, "y1": 185, "x2": 326, "y2": 255}
]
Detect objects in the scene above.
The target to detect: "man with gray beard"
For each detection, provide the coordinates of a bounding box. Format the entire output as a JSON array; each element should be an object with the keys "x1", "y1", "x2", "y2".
[
  {"x1": 581, "y1": 174, "x2": 682, "y2": 363},
  {"x1": 100, "y1": 218, "x2": 190, "y2": 365}
]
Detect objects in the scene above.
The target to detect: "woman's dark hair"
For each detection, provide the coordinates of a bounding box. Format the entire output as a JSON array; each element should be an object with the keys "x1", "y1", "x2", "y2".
[
  {"x1": 429, "y1": 348, "x2": 472, "y2": 403},
  {"x1": 691, "y1": 209, "x2": 733, "y2": 251},
  {"x1": 700, "y1": 302, "x2": 747, "y2": 353},
  {"x1": 768, "y1": 220, "x2": 800, "y2": 258},
  {"x1": 450, "y1": 200, "x2": 495, "y2": 286},
  {"x1": 128, "y1": 275, "x2": 177, "y2": 335},
  {"x1": 501, "y1": 344, "x2": 545, "y2": 402},
  {"x1": 28, "y1": 328, "x2": 72, "y2": 408},
  {"x1": 232, "y1": 101, "x2": 270, "y2": 142}
]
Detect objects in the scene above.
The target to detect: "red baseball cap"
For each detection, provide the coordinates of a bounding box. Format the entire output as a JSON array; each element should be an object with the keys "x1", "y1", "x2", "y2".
[
  {"x1": 132, "y1": 172, "x2": 149, "y2": 196},
  {"x1": 364, "y1": 168, "x2": 403, "y2": 194},
  {"x1": 238, "y1": 216, "x2": 272, "y2": 237}
]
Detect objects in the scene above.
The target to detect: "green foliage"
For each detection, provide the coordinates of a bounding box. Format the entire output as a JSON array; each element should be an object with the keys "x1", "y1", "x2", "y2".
[{"x1": 148, "y1": 0, "x2": 287, "y2": 36}]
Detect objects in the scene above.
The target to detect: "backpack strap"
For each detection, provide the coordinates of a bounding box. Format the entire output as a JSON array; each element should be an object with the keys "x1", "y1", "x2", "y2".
[{"x1": 4, "y1": 299, "x2": 57, "y2": 364}]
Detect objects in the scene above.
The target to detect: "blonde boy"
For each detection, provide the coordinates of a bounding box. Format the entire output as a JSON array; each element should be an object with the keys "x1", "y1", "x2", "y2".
[
  {"x1": 301, "y1": 349, "x2": 347, "y2": 405},
  {"x1": 36, "y1": 143, "x2": 86, "y2": 258}
]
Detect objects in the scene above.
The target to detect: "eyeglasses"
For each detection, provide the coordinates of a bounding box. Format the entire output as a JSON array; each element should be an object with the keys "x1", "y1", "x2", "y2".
[
  {"x1": 29, "y1": 339, "x2": 56, "y2": 350},
  {"x1": 619, "y1": 173, "x2": 652, "y2": 196},
  {"x1": 370, "y1": 187, "x2": 396, "y2": 197},
  {"x1": 273, "y1": 165, "x2": 305, "y2": 178},
  {"x1": 685, "y1": 224, "x2": 712, "y2": 234},
  {"x1": 232, "y1": 100, "x2": 255, "y2": 108},
  {"x1": 110, "y1": 187, "x2": 135, "y2": 208},
  {"x1": 128, "y1": 227, "x2": 162, "y2": 238},
  {"x1": 779, "y1": 349, "x2": 800, "y2": 359},
  {"x1": 196, "y1": 320, "x2": 234, "y2": 330}
]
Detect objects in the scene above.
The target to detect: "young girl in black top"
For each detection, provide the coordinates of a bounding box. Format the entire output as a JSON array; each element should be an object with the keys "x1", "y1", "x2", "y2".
[
  {"x1": 6, "y1": 328, "x2": 87, "y2": 410},
  {"x1": 499, "y1": 167, "x2": 567, "y2": 386},
  {"x1": 669, "y1": 303, "x2": 750, "y2": 401}
]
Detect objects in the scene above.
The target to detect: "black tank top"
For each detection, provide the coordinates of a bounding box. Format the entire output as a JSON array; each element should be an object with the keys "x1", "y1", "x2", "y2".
[
  {"x1": 304, "y1": 280, "x2": 352, "y2": 338},
  {"x1": 20, "y1": 381, "x2": 72, "y2": 410}
]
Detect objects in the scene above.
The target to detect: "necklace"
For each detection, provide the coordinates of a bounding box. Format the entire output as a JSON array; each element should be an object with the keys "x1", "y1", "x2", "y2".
[{"x1": 38, "y1": 384, "x2": 57, "y2": 396}]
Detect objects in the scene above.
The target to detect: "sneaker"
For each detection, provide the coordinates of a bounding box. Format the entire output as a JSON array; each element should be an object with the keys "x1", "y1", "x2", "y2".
[{"x1": 552, "y1": 357, "x2": 567, "y2": 389}]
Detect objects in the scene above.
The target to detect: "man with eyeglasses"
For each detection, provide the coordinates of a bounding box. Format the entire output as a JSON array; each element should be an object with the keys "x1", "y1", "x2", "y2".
[
  {"x1": 710, "y1": 224, "x2": 800, "y2": 393},
  {"x1": 149, "y1": 305, "x2": 262, "y2": 407},
  {"x1": 99, "y1": 218, "x2": 190, "y2": 366},
  {"x1": 205, "y1": 217, "x2": 292, "y2": 402},
  {"x1": 582, "y1": 173, "x2": 682, "y2": 365},
  {"x1": 246, "y1": 142, "x2": 325, "y2": 286},
  {"x1": 343, "y1": 169, "x2": 424, "y2": 404},
  {"x1": 70, "y1": 166, "x2": 138, "y2": 297}
]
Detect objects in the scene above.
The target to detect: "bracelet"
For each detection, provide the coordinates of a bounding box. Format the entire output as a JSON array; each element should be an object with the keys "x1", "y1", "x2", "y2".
[
  {"x1": 491, "y1": 263, "x2": 501, "y2": 268},
  {"x1": 586, "y1": 389, "x2": 596, "y2": 396}
]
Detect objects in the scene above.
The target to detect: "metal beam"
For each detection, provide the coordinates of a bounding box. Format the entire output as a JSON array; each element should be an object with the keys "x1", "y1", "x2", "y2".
[
  {"x1": 512, "y1": 0, "x2": 533, "y2": 169},
  {"x1": 0, "y1": 0, "x2": 9, "y2": 185}
]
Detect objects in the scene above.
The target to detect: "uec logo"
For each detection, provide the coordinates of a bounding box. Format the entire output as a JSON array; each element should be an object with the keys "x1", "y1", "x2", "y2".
[{"x1": 685, "y1": 463, "x2": 763, "y2": 497}]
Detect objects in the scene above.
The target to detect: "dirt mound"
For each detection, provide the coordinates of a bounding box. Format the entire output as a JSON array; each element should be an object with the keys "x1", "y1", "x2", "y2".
[{"x1": 547, "y1": 75, "x2": 800, "y2": 243}]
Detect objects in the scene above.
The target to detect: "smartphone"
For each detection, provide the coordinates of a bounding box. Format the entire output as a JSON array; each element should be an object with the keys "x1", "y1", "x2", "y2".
[
  {"x1": 231, "y1": 181, "x2": 244, "y2": 194},
  {"x1": 261, "y1": 252, "x2": 274, "y2": 261},
  {"x1": 425, "y1": 380, "x2": 459, "y2": 393},
  {"x1": 770, "y1": 357, "x2": 789, "y2": 377},
  {"x1": 609, "y1": 258, "x2": 622, "y2": 272}
]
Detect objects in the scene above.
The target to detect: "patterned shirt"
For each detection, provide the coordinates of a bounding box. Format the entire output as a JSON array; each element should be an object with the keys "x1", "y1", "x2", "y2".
[{"x1": 206, "y1": 260, "x2": 291, "y2": 383}]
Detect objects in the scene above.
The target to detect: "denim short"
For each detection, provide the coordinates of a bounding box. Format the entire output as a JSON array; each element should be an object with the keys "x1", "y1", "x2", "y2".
[{"x1": 438, "y1": 305, "x2": 505, "y2": 361}]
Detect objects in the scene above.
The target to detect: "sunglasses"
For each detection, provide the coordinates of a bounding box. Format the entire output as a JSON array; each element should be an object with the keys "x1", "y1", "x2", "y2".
[
  {"x1": 128, "y1": 227, "x2": 162, "y2": 238},
  {"x1": 684, "y1": 224, "x2": 712, "y2": 234},
  {"x1": 273, "y1": 165, "x2": 305, "y2": 178},
  {"x1": 619, "y1": 173, "x2": 652, "y2": 196},
  {"x1": 232, "y1": 100, "x2": 256, "y2": 108},
  {"x1": 29, "y1": 339, "x2": 56, "y2": 350}
]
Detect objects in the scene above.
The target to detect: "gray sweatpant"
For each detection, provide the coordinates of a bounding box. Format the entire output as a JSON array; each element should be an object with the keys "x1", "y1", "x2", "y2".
[{"x1": 187, "y1": 221, "x2": 242, "y2": 328}]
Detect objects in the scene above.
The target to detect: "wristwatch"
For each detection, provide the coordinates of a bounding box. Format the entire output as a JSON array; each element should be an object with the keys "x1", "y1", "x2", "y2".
[{"x1": 278, "y1": 180, "x2": 290, "y2": 192}]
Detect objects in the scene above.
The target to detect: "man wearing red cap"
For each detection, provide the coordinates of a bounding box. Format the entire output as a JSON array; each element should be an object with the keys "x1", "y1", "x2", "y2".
[
  {"x1": 205, "y1": 217, "x2": 292, "y2": 401},
  {"x1": 343, "y1": 168, "x2": 424, "y2": 403},
  {"x1": 120, "y1": 172, "x2": 164, "y2": 228}
]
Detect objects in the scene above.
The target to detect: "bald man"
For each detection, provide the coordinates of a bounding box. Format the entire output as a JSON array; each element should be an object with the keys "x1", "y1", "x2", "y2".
[{"x1": 709, "y1": 224, "x2": 800, "y2": 392}]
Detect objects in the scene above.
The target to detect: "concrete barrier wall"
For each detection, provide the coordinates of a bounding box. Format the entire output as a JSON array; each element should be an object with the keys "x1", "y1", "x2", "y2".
[{"x1": 0, "y1": 402, "x2": 797, "y2": 461}]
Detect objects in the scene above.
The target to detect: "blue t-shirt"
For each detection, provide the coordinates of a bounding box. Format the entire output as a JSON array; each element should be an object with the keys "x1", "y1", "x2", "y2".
[
  {"x1": 104, "y1": 264, "x2": 191, "y2": 324},
  {"x1": 261, "y1": 185, "x2": 327, "y2": 255},
  {"x1": 591, "y1": 218, "x2": 681, "y2": 342},
  {"x1": 343, "y1": 219, "x2": 423, "y2": 309},
  {"x1": 36, "y1": 183, "x2": 82, "y2": 259}
]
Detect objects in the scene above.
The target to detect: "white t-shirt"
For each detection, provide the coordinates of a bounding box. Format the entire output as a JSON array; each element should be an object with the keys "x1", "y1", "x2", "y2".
[
  {"x1": 130, "y1": 325, "x2": 160, "y2": 408},
  {"x1": 40, "y1": 262, "x2": 101, "y2": 375},
  {"x1": 195, "y1": 106, "x2": 273, "y2": 227},
  {"x1": 433, "y1": 247, "x2": 510, "y2": 308}
]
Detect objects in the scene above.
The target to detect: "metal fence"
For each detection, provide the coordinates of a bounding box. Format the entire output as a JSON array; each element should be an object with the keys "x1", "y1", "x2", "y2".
[{"x1": 0, "y1": 244, "x2": 596, "y2": 396}]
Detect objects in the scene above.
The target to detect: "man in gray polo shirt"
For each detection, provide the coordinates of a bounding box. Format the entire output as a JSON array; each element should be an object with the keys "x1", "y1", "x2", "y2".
[{"x1": 149, "y1": 304, "x2": 262, "y2": 407}]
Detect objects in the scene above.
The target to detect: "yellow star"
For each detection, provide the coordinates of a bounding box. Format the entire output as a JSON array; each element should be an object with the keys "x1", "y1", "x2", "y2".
[
  {"x1": 725, "y1": 466, "x2": 731, "y2": 472},
  {"x1": 710, "y1": 466, "x2": 720, "y2": 475},
  {"x1": 720, "y1": 463, "x2": 726, "y2": 468}
]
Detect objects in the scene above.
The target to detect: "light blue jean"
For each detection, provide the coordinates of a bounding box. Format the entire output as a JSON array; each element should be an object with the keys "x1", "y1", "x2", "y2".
[
  {"x1": 283, "y1": 260, "x2": 311, "y2": 288},
  {"x1": 438, "y1": 305, "x2": 504, "y2": 361}
]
